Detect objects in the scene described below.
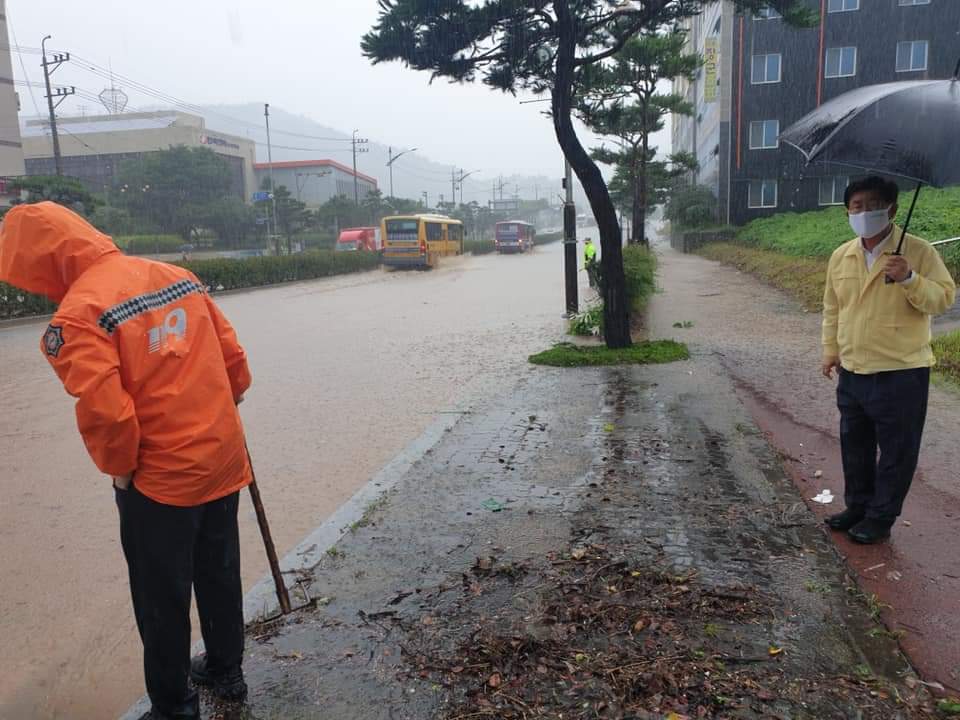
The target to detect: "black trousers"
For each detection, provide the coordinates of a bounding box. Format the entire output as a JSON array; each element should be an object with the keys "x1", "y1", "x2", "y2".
[
  {"x1": 116, "y1": 484, "x2": 244, "y2": 715},
  {"x1": 837, "y1": 367, "x2": 930, "y2": 522}
]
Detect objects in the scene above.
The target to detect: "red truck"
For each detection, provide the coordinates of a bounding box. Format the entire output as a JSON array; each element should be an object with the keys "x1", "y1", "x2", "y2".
[{"x1": 336, "y1": 227, "x2": 381, "y2": 253}]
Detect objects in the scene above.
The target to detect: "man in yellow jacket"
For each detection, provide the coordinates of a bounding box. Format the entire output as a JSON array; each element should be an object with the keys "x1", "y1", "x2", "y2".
[{"x1": 822, "y1": 176, "x2": 956, "y2": 544}]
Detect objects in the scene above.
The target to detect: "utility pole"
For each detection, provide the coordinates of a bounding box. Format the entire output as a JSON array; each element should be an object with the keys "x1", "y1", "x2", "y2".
[
  {"x1": 563, "y1": 159, "x2": 578, "y2": 317},
  {"x1": 40, "y1": 36, "x2": 74, "y2": 177},
  {"x1": 264, "y1": 103, "x2": 279, "y2": 251},
  {"x1": 352, "y1": 130, "x2": 368, "y2": 205},
  {"x1": 422, "y1": 191, "x2": 428, "y2": 210},
  {"x1": 451, "y1": 169, "x2": 457, "y2": 210},
  {"x1": 386, "y1": 146, "x2": 416, "y2": 198}
]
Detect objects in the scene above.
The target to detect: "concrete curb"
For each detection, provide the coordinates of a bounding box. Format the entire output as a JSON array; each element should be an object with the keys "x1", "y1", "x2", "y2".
[{"x1": 118, "y1": 410, "x2": 464, "y2": 720}]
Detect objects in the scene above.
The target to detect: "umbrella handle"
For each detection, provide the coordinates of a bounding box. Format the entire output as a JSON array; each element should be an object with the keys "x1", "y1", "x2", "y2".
[{"x1": 885, "y1": 181, "x2": 923, "y2": 284}]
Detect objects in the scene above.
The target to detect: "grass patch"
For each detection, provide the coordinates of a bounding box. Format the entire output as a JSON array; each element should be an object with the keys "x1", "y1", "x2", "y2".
[
  {"x1": 725, "y1": 185, "x2": 960, "y2": 280},
  {"x1": 698, "y1": 242, "x2": 828, "y2": 312},
  {"x1": 700, "y1": 246, "x2": 960, "y2": 388},
  {"x1": 529, "y1": 340, "x2": 689, "y2": 367},
  {"x1": 932, "y1": 330, "x2": 960, "y2": 386}
]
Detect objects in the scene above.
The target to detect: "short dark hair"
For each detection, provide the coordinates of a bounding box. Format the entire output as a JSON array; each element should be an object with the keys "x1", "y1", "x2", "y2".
[{"x1": 843, "y1": 175, "x2": 899, "y2": 208}]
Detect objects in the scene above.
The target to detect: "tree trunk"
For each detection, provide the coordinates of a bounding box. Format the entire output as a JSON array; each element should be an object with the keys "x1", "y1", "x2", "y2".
[
  {"x1": 638, "y1": 134, "x2": 648, "y2": 248},
  {"x1": 554, "y1": 1, "x2": 631, "y2": 349},
  {"x1": 631, "y1": 152, "x2": 642, "y2": 245}
]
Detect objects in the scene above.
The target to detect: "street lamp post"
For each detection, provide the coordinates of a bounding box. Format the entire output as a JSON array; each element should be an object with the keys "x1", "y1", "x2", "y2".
[
  {"x1": 264, "y1": 103, "x2": 279, "y2": 250},
  {"x1": 456, "y1": 169, "x2": 478, "y2": 206},
  {"x1": 386, "y1": 146, "x2": 417, "y2": 198}
]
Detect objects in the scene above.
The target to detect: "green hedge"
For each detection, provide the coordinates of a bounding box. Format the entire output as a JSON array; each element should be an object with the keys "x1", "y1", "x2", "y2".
[
  {"x1": 0, "y1": 282, "x2": 56, "y2": 320},
  {"x1": 0, "y1": 251, "x2": 380, "y2": 320},
  {"x1": 465, "y1": 230, "x2": 562, "y2": 255},
  {"x1": 464, "y1": 239, "x2": 496, "y2": 255},
  {"x1": 536, "y1": 230, "x2": 564, "y2": 245},
  {"x1": 179, "y1": 250, "x2": 380, "y2": 292},
  {"x1": 623, "y1": 245, "x2": 657, "y2": 312}
]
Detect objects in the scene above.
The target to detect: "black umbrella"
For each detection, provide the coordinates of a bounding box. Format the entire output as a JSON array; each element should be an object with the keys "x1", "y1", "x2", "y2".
[{"x1": 780, "y1": 62, "x2": 960, "y2": 275}]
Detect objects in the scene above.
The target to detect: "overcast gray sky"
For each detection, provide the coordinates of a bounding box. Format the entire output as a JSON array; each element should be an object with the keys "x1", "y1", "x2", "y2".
[{"x1": 9, "y1": 0, "x2": 670, "y2": 178}]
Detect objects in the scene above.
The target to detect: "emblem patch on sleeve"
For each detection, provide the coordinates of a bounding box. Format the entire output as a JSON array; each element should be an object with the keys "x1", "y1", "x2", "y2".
[{"x1": 43, "y1": 325, "x2": 65, "y2": 358}]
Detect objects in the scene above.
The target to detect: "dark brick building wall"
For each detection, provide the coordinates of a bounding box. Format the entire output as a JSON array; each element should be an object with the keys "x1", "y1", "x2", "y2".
[{"x1": 729, "y1": 0, "x2": 959, "y2": 225}]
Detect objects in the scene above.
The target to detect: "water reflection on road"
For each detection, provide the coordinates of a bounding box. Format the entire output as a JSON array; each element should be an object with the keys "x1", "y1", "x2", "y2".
[{"x1": 0, "y1": 243, "x2": 583, "y2": 719}]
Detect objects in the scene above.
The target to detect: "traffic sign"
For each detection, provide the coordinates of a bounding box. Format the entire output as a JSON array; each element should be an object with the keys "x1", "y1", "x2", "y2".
[{"x1": 253, "y1": 191, "x2": 271, "y2": 202}]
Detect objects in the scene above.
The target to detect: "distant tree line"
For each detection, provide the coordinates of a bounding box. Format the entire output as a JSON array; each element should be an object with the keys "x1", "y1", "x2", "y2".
[{"x1": 4, "y1": 146, "x2": 559, "y2": 256}]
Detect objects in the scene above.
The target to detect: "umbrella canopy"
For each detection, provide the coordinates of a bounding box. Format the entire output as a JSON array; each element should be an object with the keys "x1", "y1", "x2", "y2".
[{"x1": 780, "y1": 76, "x2": 960, "y2": 187}]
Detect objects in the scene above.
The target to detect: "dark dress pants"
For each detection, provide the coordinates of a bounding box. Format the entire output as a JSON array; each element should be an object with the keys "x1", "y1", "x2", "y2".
[
  {"x1": 837, "y1": 367, "x2": 929, "y2": 522},
  {"x1": 115, "y1": 483, "x2": 244, "y2": 716}
]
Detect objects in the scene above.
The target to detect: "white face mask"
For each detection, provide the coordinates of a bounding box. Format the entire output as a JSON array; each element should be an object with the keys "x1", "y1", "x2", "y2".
[{"x1": 848, "y1": 209, "x2": 891, "y2": 239}]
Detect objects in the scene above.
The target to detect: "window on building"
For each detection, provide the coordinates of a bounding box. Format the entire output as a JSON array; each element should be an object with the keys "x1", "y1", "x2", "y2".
[
  {"x1": 819, "y1": 176, "x2": 849, "y2": 206},
  {"x1": 755, "y1": 6, "x2": 780, "y2": 19},
  {"x1": 898, "y1": 0, "x2": 931, "y2": 5},
  {"x1": 827, "y1": 0, "x2": 859, "y2": 11},
  {"x1": 897, "y1": 40, "x2": 929, "y2": 72},
  {"x1": 749, "y1": 119, "x2": 780, "y2": 149},
  {"x1": 751, "y1": 54, "x2": 782, "y2": 84},
  {"x1": 825, "y1": 47, "x2": 857, "y2": 78},
  {"x1": 713, "y1": 17, "x2": 722, "y2": 33},
  {"x1": 748, "y1": 180, "x2": 778, "y2": 209}
]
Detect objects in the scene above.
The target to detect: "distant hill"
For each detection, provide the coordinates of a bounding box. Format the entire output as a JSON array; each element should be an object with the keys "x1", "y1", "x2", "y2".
[{"x1": 200, "y1": 103, "x2": 566, "y2": 207}]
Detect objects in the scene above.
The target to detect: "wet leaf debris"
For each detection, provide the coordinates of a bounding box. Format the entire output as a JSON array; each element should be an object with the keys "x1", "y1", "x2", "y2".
[{"x1": 400, "y1": 546, "x2": 938, "y2": 720}]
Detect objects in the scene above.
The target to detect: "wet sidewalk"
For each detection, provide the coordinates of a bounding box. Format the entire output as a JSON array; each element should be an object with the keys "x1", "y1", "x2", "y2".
[
  {"x1": 647, "y1": 240, "x2": 960, "y2": 697},
  {"x1": 163, "y1": 355, "x2": 937, "y2": 719}
]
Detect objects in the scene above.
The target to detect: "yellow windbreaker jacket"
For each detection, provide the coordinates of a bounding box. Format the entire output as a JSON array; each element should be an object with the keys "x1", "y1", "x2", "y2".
[{"x1": 822, "y1": 226, "x2": 956, "y2": 374}]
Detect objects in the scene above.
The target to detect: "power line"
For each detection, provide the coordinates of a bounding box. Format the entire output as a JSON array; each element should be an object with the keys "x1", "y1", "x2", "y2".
[
  {"x1": 6, "y1": 19, "x2": 43, "y2": 118},
  {"x1": 252, "y1": 142, "x2": 353, "y2": 154}
]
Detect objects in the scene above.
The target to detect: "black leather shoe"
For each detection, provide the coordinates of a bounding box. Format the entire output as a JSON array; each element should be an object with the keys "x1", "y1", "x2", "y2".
[
  {"x1": 138, "y1": 694, "x2": 199, "y2": 719},
  {"x1": 825, "y1": 507, "x2": 865, "y2": 531},
  {"x1": 848, "y1": 518, "x2": 892, "y2": 544},
  {"x1": 190, "y1": 655, "x2": 248, "y2": 702}
]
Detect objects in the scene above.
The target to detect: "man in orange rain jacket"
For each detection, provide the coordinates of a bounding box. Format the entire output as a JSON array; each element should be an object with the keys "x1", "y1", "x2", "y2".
[{"x1": 0, "y1": 202, "x2": 252, "y2": 720}]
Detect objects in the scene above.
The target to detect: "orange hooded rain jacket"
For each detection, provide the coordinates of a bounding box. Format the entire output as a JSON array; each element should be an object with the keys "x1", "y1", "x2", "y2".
[{"x1": 0, "y1": 202, "x2": 252, "y2": 507}]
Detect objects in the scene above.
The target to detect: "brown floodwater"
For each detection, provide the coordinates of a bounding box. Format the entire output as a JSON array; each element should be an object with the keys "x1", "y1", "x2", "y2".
[{"x1": 0, "y1": 244, "x2": 583, "y2": 719}]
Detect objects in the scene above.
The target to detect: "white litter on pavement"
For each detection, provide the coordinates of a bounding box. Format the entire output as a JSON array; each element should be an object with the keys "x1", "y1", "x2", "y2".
[{"x1": 812, "y1": 489, "x2": 834, "y2": 504}]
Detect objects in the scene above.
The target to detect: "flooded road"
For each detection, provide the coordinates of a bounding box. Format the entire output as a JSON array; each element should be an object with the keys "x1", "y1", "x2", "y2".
[{"x1": 0, "y1": 243, "x2": 583, "y2": 719}]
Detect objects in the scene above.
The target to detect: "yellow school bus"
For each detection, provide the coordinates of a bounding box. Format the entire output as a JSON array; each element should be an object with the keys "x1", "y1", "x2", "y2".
[{"x1": 381, "y1": 214, "x2": 464, "y2": 269}]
